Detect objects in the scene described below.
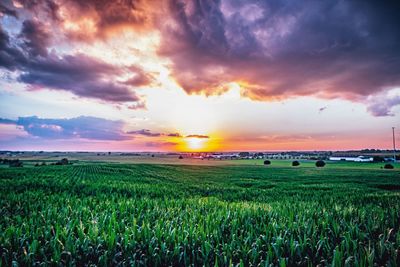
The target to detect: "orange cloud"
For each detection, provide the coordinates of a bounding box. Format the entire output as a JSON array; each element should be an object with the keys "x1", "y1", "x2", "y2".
[{"x1": 186, "y1": 134, "x2": 209, "y2": 139}]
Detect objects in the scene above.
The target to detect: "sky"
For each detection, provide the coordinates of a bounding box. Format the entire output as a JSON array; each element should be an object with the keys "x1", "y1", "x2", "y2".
[{"x1": 0, "y1": 0, "x2": 399, "y2": 152}]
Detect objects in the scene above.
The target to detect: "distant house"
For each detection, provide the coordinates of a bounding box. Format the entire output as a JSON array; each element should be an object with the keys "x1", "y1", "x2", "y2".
[{"x1": 329, "y1": 156, "x2": 373, "y2": 162}]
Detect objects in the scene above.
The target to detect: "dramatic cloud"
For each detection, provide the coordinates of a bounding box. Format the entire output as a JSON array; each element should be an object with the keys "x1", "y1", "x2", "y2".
[
  {"x1": 18, "y1": 53, "x2": 142, "y2": 102},
  {"x1": 0, "y1": 24, "x2": 149, "y2": 103},
  {"x1": 66, "y1": 0, "x2": 151, "y2": 29},
  {"x1": 0, "y1": 25, "x2": 26, "y2": 70},
  {"x1": 160, "y1": 0, "x2": 400, "y2": 106},
  {"x1": 0, "y1": 116, "x2": 129, "y2": 140},
  {"x1": 13, "y1": 0, "x2": 60, "y2": 21},
  {"x1": 13, "y1": 0, "x2": 158, "y2": 41},
  {"x1": 1, "y1": 0, "x2": 400, "y2": 118},
  {"x1": 19, "y1": 20, "x2": 50, "y2": 57},
  {"x1": 0, "y1": 2, "x2": 18, "y2": 18}
]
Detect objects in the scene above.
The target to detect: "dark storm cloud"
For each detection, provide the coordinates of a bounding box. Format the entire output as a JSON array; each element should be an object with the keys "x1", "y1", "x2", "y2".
[
  {"x1": 0, "y1": 25, "x2": 27, "y2": 70},
  {"x1": 0, "y1": 2, "x2": 18, "y2": 18},
  {"x1": 160, "y1": 0, "x2": 400, "y2": 113},
  {"x1": 68, "y1": 0, "x2": 149, "y2": 29},
  {"x1": 18, "y1": 53, "x2": 141, "y2": 102},
  {"x1": 19, "y1": 20, "x2": 50, "y2": 57},
  {"x1": 14, "y1": 0, "x2": 153, "y2": 40},
  {"x1": 14, "y1": 0, "x2": 60, "y2": 21},
  {"x1": 0, "y1": 23, "x2": 149, "y2": 103},
  {"x1": 0, "y1": 116, "x2": 129, "y2": 140},
  {"x1": 2, "y1": 0, "x2": 400, "y2": 115}
]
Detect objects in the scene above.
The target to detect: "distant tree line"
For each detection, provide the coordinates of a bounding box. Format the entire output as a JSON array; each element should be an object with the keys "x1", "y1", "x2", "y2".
[{"x1": 0, "y1": 158, "x2": 23, "y2": 167}]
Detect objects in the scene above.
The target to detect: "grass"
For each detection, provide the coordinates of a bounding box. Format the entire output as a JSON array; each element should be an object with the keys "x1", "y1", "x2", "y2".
[
  {"x1": 223, "y1": 159, "x2": 391, "y2": 169},
  {"x1": 1, "y1": 163, "x2": 399, "y2": 266},
  {"x1": 11, "y1": 154, "x2": 396, "y2": 169}
]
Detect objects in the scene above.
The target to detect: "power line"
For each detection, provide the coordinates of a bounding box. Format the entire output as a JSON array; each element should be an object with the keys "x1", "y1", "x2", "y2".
[{"x1": 393, "y1": 127, "x2": 396, "y2": 163}]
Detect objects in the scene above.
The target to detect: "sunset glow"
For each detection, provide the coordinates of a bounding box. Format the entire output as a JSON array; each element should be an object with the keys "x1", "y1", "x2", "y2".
[
  {"x1": 0, "y1": 0, "x2": 399, "y2": 151},
  {"x1": 185, "y1": 137, "x2": 207, "y2": 151}
]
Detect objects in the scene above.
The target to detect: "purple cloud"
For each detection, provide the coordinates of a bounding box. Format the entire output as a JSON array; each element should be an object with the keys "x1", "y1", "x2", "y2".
[
  {"x1": 18, "y1": 53, "x2": 141, "y2": 102},
  {"x1": 367, "y1": 94, "x2": 400, "y2": 117},
  {"x1": 0, "y1": 23, "x2": 149, "y2": 104},
  {"x1": 0, "y1": 2, "x2": 17, "y2": 18},
  {"x1": 159, "y1": 0, "x2": 400, "y2": 104},
  {"x1": 2, "y1": 0, "x2": 400, "y2": 115},
  {"x1": 167, "y1": 133, "x2": 182, "y2": 137},
  {"x1": 19, "y1": 20, "x2": 50, "y2": 57},
  {"x1": 127, "y1": 130, "x2": 184, "y2": 138},
  {"x1": 127, "y1": 129, "x2": 162, "y2": 137},
  {"x1": 0, "y1": 116, "x2": 129, "y2": 140},
  {"x1": 0, "y1": 25, "x2": 27, "y2": 70}
]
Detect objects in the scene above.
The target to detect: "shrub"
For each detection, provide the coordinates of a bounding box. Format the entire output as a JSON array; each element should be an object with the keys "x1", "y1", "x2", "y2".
[
  {"x1": 9, "y1": 159, "x2": 23, "y2": 167},
  {"x1": 292, "y1": 161, "x2": 300, "y2": 166},
  {"x1": 384, "y1": 164, "x2": 394, "y2": 169},
  {"x1": 56, "y1": 158, "x2": 69, "y2": 165},
  {"x1": 315, "y1": 160, "x2": 326, "y2": 167},
  {"x1": 239, "y1": 152, "x2": 250, "y2": 158},
  {"x1": 373, "y1": 156, "x2": 385, "y2": 163},
  {"x1": 263, "y1": 160, "x2": 271, "y2": 165}
]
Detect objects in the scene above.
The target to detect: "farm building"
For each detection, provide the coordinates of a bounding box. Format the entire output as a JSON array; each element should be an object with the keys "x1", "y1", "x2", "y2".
[{"x1": 329, "y1": 156, "x2": 373, "y2": 162}]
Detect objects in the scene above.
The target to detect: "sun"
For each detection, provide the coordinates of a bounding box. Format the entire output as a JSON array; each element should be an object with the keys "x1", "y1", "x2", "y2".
[{"x1": 185, "y1": 137, "x2": 207, "y2": 151}]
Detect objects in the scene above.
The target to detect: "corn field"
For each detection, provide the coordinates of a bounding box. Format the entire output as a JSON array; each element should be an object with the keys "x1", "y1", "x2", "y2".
[{"x1": 1, "y1": 164, "x2": 399, "y2": 266}]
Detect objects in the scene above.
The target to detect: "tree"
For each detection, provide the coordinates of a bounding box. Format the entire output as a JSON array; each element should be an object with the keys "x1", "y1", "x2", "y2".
[
  {"x1": 373, "y1": 156, "x2": 385, "y2": 163},
  {"x1": 55, "y1": 158, "x2": 69, "y2": 165},
  {"x1": 9, "y1": 159, "x2": 23, "y2": 167},
  {"x1": 384, "y1": 164, "x2": 394, "y2": 169},
  {"x1": 60, "y1": 158, "x2": 69, "y2": 165},
  {"x1": 292, "y1": 161, "x2": 300, "y2": 166},
  {"x1": 239, "y1": 152, "x2": 250, "y2": 158},
  {"x1": 315, "y1": 160, "x2": 325, "y2": 167},
  {"x1": 178, "y1": 155, "x2": 183, "y2": 159},
  {"x1": 264, "y1": 160, "x2": 271, "y2": 165}
]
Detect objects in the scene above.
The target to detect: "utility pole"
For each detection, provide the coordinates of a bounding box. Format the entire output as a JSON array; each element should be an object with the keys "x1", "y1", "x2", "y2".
[{"x1": 393, "y1": 127, "x2": 396, "y2": 163}]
